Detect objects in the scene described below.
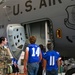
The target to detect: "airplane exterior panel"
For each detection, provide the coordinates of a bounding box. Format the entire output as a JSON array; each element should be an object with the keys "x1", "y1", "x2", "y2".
[{"x1": 0, "y1": 1, "x2": 75, "y2": 74}]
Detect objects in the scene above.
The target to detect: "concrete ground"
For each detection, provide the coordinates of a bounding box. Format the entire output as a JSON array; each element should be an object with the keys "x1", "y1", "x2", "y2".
[
  {"x1": 7, "y1": 73, "x2": 65, "y2": 75},
  {"x1": 7, "y1": 73, "x2": 26, "y2": 75},
  {"x1": 58, "y1": 73, "x2": 65, "y2": 75}
]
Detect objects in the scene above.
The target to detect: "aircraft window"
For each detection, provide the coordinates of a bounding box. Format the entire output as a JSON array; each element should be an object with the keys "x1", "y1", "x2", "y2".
[
  {"x1": 20, "y1": 33, "x2": 22, "y2": 35},
  {"x1": 16, "y1": 29, "x2": 18, "y2": 31},
  {"x1": 21, "y1": 38, "x2": 22, "y2": 40},
  {"x1": 14, "y1": 36, "x2": 16, "y2": 39},
  {"x1": 15, "y1": 43, "x2": 17, "y2": 46},
  {"x1": 17, "y1": 35, "x2": 19, "y2": 38},
  {"x1": 18, "y1": 45, "x2": 23, "y2": 49},
  {"x1": 18, "y1": 40, "x2": 20, "y2": 42},
  {"x1": 56, "y1": 29, "x2": 62, "y2": 38}
]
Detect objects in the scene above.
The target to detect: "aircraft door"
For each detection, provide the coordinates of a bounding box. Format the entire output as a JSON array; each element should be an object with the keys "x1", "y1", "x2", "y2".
[
  {"x1": 7, "y1": 24, "x2": 26, "y2": 59},
  {"x1": 45, "y1": 21, "x2": 54, "y2": 50}
]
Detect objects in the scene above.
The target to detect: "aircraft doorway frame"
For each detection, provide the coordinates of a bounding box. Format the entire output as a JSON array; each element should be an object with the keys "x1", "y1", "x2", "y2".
[
  {"x1": 6, "y1": 19, "x2": 54, "y2": 59},
  {"x1": 22, "y1": 19, "x2": 54, "y2": 50}
]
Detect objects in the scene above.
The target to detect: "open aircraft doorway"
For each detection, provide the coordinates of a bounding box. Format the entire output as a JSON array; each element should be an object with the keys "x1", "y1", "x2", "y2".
[
  {"x1": 23, "y1": 20, "x2": 54, "y2": 50},
  {"x1": 7, "y1": 20, "x2": 54, "y2": 60}
]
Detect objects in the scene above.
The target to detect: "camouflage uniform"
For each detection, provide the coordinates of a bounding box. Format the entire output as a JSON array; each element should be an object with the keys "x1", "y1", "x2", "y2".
[{"x1": 0, "y1": 46, "x2": 11, "y2": 75}]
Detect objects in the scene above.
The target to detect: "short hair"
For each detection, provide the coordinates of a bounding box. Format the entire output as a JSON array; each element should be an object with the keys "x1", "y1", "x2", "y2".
[
  {"x1": 29, "y1": 36, "x2": 36, "y2": 44},
  {"x1": 0, "y1": 36, "x2": 5, "y2": 44},
  {"x1": 47, "y1": 42, "x2": 52, "y2": 50},
  {"x1": 39, "y1": 44, "x2": 46, "y2": 52},
  {"x1": 39, "y1": 44, "x2": 44, "y2": 50}
]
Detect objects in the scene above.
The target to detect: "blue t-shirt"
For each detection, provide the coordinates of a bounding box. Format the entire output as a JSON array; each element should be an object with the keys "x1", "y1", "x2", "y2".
[
  {"x1": 43, "y1": 50, "x2": 60, "y2": 71},
  {"x1": 26, "y1": 44, "x2": 41, "y2": 63},
  {"x1": 11, "y1": 58, "x2": 18, "y2": 65},
  {"x1": 41, "y1": 50, "x2": 46, "y2": 58}
]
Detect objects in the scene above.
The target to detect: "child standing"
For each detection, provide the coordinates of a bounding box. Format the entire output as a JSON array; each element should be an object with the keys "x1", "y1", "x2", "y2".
[{"x1": 12, "y1": 58, "x2": 19, "y2": 75}]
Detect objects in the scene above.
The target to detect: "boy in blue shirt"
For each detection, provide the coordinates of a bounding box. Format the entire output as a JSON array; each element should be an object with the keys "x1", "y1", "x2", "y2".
[
  {"x1": 24, "y1": 36, "x2": 42, "y2": 75},
  {"x1": 43, "y1": 42, "x2": 61, "y2": 75},
  {"x1": 12, "y1": 58, "x2": 19, "y2": 75}
]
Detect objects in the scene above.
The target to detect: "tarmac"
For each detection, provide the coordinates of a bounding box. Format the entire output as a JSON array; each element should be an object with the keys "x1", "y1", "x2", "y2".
[
  {"x1": 6, "y1": 73, "x2": 75, "y2": 75},
  {"x1": 7, "y1": 73, "x2": 65, "y2": 75},
  {"x1": 7, "y1": 73, "x2": 26, "y2": 75}
]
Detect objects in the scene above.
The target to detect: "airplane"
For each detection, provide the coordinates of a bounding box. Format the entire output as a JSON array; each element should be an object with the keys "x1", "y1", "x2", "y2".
[{"x1": 0, "y1": 0, "x2": 75, "y2": 74}]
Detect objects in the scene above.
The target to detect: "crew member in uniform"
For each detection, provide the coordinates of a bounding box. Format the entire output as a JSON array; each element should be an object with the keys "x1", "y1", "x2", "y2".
[{"x1": 0, "y1": 36, "x2": 12, "y2": 75}]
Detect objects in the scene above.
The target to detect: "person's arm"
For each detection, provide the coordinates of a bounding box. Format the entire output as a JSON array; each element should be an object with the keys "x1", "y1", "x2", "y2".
[
  {"x1": 6, "y1": 48, "x2": 13, "y2": 58},
  {"x1": 42, "y1": 58, "x2": 46, "y2": 70},
  {"x1": 58, "y1": 57, "x2": 62, "y2": 73},
  {"x1": 24, "y1": 47, "x2": 29, "y2": 73},
  {"x1": 56, "y1": 52, "x2": 62, "y2": 72},
  {"x1": 42, "y1": 52, "x2": 47, "y2": 71},
  {"x1": 39, "y1": 51, "x2": 42, "y2": 61}
]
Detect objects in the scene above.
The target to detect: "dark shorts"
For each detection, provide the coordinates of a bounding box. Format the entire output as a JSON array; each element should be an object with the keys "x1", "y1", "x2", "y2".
[
  {"x1": 12, "y1": 64, "x2": 19, "y2": 73},
  {"x1": 37, "y1": 62, "x2": 43, "y2": 75}
]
